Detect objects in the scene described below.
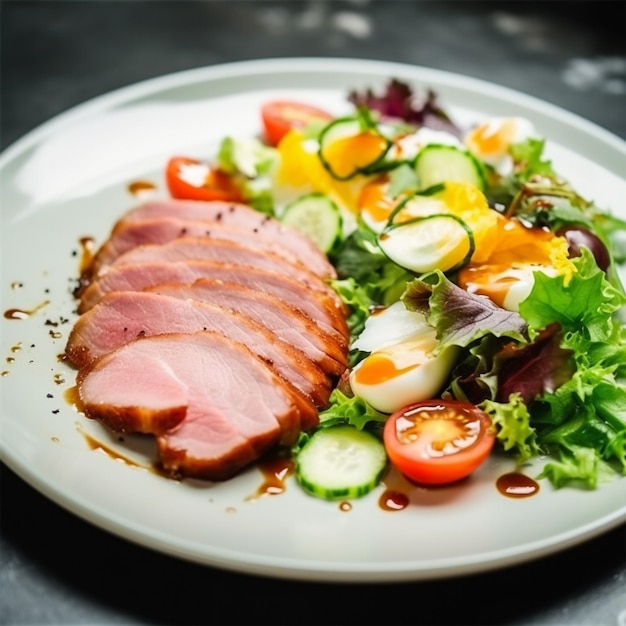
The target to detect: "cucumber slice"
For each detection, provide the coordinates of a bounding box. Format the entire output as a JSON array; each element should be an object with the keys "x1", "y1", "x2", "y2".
[
  {"x1": 295, "y1": 425, "x2": 387, "y2": 500},
  {"x1": 318, "y1": 114, "x2": 391, "y2": 181},
  {"x1": 281, "y1": 193, "x2": 343, "y2": 254},
  {"x1": 378, "y1": 213, "x2": 475, "y2": 273},
  {"x1": 414, "y1": 144, "x2": 486, "y2": 191}
]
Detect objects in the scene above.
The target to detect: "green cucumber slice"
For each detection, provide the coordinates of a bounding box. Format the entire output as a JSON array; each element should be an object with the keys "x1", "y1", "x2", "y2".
[
  {"x1": 295, "y1": 425, "x2": 387, "y2": 500},
  {"x1": 414, "y1": 144, "x2": 486, "y2": 191},
  {"x1": 281, "y1": 193, "x2": 343, "y2": 254},
  {"x1": 378, "y1": 213, "x2": 475, "y2": 273},
  {"x1": 318, "y1": 114, "x2": 392, "y2": 181}
]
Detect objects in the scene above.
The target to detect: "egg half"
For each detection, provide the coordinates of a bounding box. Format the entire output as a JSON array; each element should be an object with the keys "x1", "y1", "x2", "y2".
[
  {"x1": 457, "y1": 216, "x2": 575, "y2": 311},
  {"x1": 458, "y1": 264, "x2": 559, "y2": 311},
  {"x1": 464, "y1": 117, "x2": 536, "y2": 176},
  {"x1": 349, "y1": 302, "x2": 458, "y2": 414}
]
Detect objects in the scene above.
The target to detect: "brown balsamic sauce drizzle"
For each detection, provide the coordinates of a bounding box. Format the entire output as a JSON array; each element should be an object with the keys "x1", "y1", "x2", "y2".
[
  {"x1": 377, "y1": 468, "x2": 411, "y2": 511},
  {"x1": 83, "y1": 433, "x2": 143, "y2": 469},
  {"x1": 4, "y1": 301, "x2": 50, "y2": 320},
  {"x1": 77, "y1": 237, "x2": 96, "y2": 276},
  {"x1": 128, "y1": 180, "x2": 157, "y2": 198},
  {"x1": 379, "y1": 489, "x2": 410, "y2": 511},
  {"x1": 496, "y1": 472, "x2": 540, "y2": 498},
  {"x1": 249, "y1": 454, "x2": 295, "y2": 499}
]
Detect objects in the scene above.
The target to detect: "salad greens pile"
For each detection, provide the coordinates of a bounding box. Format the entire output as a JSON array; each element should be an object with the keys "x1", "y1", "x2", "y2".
[{"x1": 218, "y1": 79, "x2": 626, "y2": 490}]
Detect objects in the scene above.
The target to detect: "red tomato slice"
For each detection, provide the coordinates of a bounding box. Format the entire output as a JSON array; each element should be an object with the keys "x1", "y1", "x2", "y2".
[
  {"x1": 383, "y1": 400, "x2": 496, "y2": 485},
  {"x1": 261, "y1": 100, "x2": 333, "y2": 146},
  {"x1": 165, "y1": 156, "x2": 244, "y2": 202}
]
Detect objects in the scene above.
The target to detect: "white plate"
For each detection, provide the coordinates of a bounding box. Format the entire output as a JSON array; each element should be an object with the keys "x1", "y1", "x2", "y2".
[{"x1": 1, "y1": 58, "x2": 625, "y2": 583}]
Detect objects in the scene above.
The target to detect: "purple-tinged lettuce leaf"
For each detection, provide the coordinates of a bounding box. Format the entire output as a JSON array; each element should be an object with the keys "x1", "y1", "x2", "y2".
[
  {"x1": 402, "y1": 271, "x2": 528, "y2": 349},
  {"x1": 348, "y1": 79, "x2": 462, "y2": 137},
  {"x1": 494, "y1": 322, "x2": 576, "y2": 404}
]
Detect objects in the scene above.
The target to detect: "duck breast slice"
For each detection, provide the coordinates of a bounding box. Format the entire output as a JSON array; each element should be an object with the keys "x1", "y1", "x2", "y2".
[
  {"x1": 87, "y1": 217, "x2": 331, "y2": 279},
  {"x1": 79, "y1": 259, "x2": 345, "y2": 317},
  {"x1": 117, "y1": 199, "x2": 336, "y2": 275},
  {"x1": 66, "y1": 290, "x2": 331, "y2": 418},
  {"x1": 99, "y1": 238, "x2": 332, "y2": 292},
  {"x1": 77, "y1": 331, "x2": 304, "y2": 480},
  {"x1": 148, "y1": 280, "x2": 349, "y2": 377}
]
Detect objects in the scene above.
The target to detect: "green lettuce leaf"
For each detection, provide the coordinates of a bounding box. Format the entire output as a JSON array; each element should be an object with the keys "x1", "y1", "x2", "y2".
[{"x1": 481, "y1": 393, "x2": 540, "y2": 462}]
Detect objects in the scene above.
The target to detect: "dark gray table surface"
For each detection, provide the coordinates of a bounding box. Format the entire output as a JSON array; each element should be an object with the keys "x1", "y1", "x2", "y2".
[{"x1": 1, "y1": 2, "x2": 625, "y2": 625}]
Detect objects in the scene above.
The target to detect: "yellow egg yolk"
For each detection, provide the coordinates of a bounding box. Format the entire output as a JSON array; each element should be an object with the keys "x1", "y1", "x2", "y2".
[
  {"x1": 357, "y1": 176, "x2": 395, "y2": 223},
  {"x1": 321, "y1": 130, "x2": 389, "y2": 180},
  {"x1": 357, "y1": 175, "x2": 417, "y2": 227},
  {"x1": 465, "y1": 118, "x2": 519, "y2": 159},
  {"x1": 352, "y1": 352, "x2": 420, "y2": 385}
]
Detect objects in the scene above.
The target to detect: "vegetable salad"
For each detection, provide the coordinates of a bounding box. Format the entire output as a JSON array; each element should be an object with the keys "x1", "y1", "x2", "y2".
[{"x1": 166, "y1": 79, "x2": 626, "y2": 498}]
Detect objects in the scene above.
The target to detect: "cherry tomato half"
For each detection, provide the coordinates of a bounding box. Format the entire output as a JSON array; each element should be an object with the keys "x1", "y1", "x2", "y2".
[
  {"x1": 383, "y1": 400, "x2": 496, "y2": 485},
  {"x1": 261, "y1": 100, "x2": 333, "y2": 147},
  {"x1": 165, "y1": 156, "x2": 244, "y2": 202}
]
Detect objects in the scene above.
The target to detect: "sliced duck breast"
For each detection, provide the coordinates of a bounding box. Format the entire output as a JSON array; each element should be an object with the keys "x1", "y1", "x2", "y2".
[
  {"x1": 117, "y1": 199, "x2": 335, "y2": 276},
  {"x1": 79, "y1": 259, "x2": 345, "y2": 317},
  {"x1": 149, "y1": 279, "x2": 349, "y2": 377},
  {"x1": 101, "y1": 238, "x2": 334, "y2": 292},
  {"x1": 66, "y1": 290, "x2": 331, "y2": 418},
  {"x1": 77, "y1": 331, "x2": 304, "y2": 480},
  {"x1": 148, "y1": 277, "x2": 348, "y2": 356},
  {"x1": 87, "y1": 217, "x2": 331, "y2": 279}
]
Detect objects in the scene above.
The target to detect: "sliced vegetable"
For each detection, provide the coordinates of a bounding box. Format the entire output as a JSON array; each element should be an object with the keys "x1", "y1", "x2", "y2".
[
  {"x1": 318, "y1": 114, "x2": 391, "y2": 180},
  {"x1": 165, "y1": 156, "x2": 244, "y2": 202},
  {"x1": 295, "y1": 425, "x2": 387, "y2": 500},
  {"x1": 378, "y1": 213, "x2": 474, "y2": 273},
  {"x1": 414, "y1": 144, "x2": 486, "y2": 191},
  {"x1": 383, "y1": 400, "x2": 496, "y2": 485},
  {"x1": 281, "y1": 193, "x2": 343, "y2": 253},
  {"x1": 261, "y1": 100, "x2": 333, "y2": 147}
]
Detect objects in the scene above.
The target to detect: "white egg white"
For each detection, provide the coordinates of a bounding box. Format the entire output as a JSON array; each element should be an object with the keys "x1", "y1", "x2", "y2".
[
  {"x1": 351, "y1": 300, "x2": 433, "y2": 352},
  {"x1": 349, "y1": 301, "x2": 459, "y2": 414},
  {"x1": 463, "y1": 264, "x2": 559, "y2": 311},
  {"x1": 464, "y1": 117, "x2": 536, "y2": 176},
  {"x1": 349, "y1": 338, "x2": 459, "y2": 414},
  {"x1": 387, "y1": 127, "x2": 463, "y2": 162}
]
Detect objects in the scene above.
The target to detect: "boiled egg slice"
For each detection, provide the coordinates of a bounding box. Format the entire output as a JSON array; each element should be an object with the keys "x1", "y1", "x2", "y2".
[
  {"x1": 349, "y1": 301, "x2": 458, "y2": 414},
  {"x1": 457, "y1": 215, "x2": 575, "y2": 310},
  {"x1": 458, "y1": 263, "x2": 559, "y2": 311},
  {"x1": 464, "y1": 117, "x2": 536, "y2": 176},
  {"x1": 387, "y1": 127, "x2": 463, "y2": 162},
  {"x1": 351, "y1": 300, "x2": 435, "y2": 352},
  {"x1": 350, "y1": 338, "x2": 459, "y2": 414}
]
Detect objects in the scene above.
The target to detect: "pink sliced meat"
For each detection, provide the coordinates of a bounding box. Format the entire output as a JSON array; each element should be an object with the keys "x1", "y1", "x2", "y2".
[
  {"x1": 79, "y1": 258, "x2": 346, "y2": 317},
  {"x1": 148, "y1": 279, "x2": 349, "y2": 377},
  {"x1": 88, "y1": 217, "x2": 328, "y2": 279},
  {"x1": 116, "y1": 199, "x2": 335, "y2": 277},
  {"x1": 77, "y1": 331, "x2": 305, "y2": 480},
  {"x1": 66, "y1": 290, "x2": 331, "y2": 417},
  {"x1": 100, "y1": 238, "x2": 334, "y2": 292}
]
